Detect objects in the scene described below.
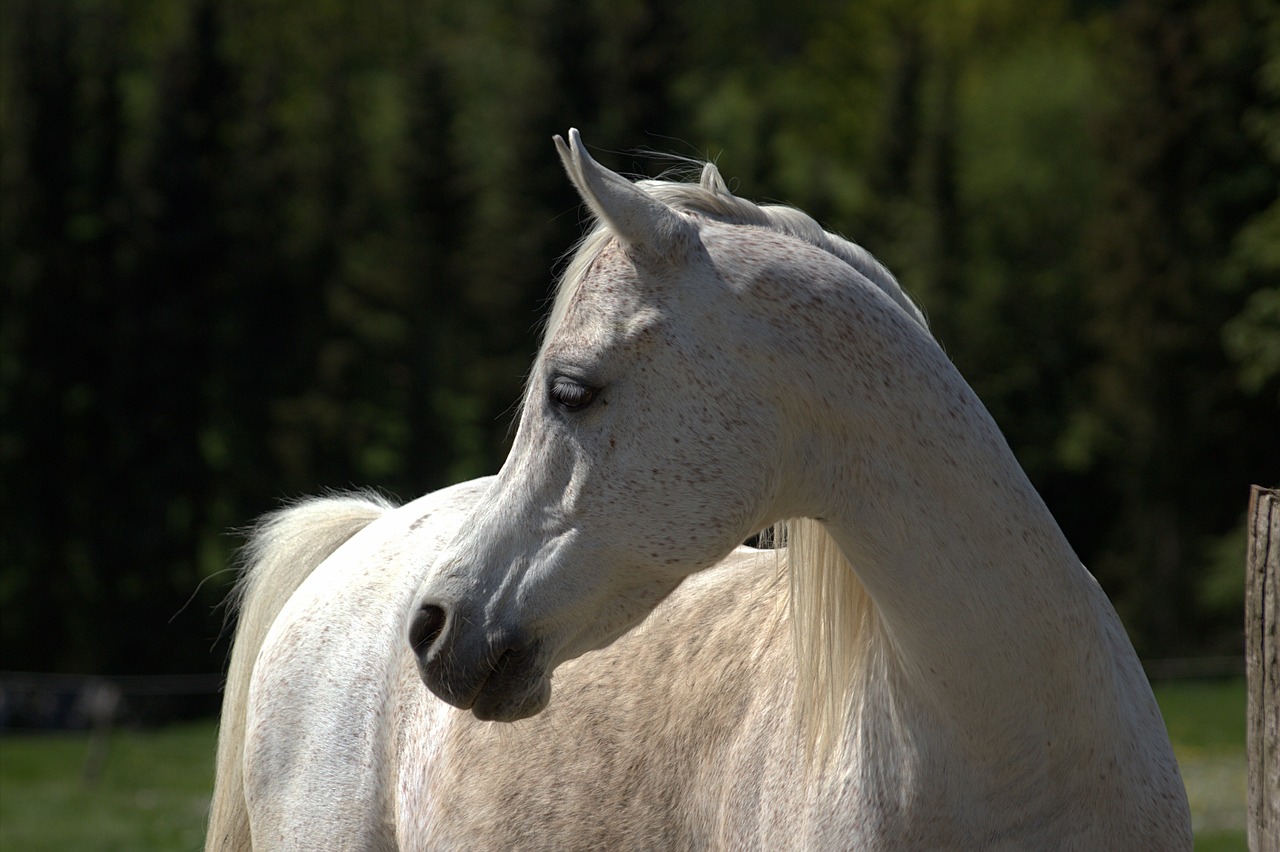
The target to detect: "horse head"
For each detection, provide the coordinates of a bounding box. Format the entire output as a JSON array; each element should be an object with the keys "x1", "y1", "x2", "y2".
[{"x1": 408, "y1": 129, "x2": 914, "y2": 721}]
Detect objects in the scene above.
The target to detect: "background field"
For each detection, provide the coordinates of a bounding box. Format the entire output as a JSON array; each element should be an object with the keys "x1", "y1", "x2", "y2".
[{"x1": 0, "y1": 677, "x2": 1250, "y2": 851}]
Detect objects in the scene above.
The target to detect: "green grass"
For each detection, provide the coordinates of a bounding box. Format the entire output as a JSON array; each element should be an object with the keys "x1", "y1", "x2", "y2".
[
  {"x1": 1152, "y1": 678, "x2": 1249, "y2": 851},
  {"x1": 0, "y1": 679, "x2": 1250, "y2": 850},
  {"x1": 0, "y1": 721, "x2": 216, "y2": 852}
]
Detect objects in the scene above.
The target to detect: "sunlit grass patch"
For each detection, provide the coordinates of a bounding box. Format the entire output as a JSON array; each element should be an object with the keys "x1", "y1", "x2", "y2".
[
  {"x1": 0, "y1": 721, "x2": 215, "y2": 852},
  {"x1": 0, "y1": 678, "x2": 1252, "y2": 850},
  {"x1": 1152, "y1": 678, "x2": 1247, "y2": 851}
]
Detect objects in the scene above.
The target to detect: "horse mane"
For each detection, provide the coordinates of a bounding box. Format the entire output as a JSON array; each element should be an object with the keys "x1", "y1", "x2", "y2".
[
  {"x1": 544, "y1": 165, "x2": 933, "y2": 761},
  {"x1": 546, "y1": 173, "x2": 927, "y2": 341}
]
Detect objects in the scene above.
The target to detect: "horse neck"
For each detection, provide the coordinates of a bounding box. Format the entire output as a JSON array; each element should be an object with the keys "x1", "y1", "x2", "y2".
[{"x1": 774, "y1": 283, "x2": 1111, "y2": 755}]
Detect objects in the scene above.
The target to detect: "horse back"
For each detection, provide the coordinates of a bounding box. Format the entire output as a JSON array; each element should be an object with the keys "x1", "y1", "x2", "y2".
[{"x1": 240, "y1": 479, "x2": 491, "y2": 850}]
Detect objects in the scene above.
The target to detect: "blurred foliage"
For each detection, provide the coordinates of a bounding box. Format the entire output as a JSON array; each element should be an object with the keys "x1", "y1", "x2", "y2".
[{"x1": 0, "y1": 0, "x2": 1275, "y2": 675}]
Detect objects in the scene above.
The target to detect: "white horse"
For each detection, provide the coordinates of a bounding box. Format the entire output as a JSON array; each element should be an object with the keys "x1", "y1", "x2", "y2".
[{"x1": 208, "y1": 129, "x2": 1191, "y2": 850}]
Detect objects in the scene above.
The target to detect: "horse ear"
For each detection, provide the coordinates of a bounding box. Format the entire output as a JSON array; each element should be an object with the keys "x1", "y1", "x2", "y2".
[
  {"x1": 554, "y1": 129, "x2": 692, "y2": 259},
  {"x1": 699, "y1": 162, "x2": 729, "y2": 195}
]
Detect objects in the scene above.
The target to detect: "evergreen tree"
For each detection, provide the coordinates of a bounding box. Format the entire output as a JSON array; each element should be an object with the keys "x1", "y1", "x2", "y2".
[
  {"x1": 1, "y1": 0, "x2": 1273, "y2": 678},
  {"x1": 1075, "y1": 0, "x2": 1280, "y2": 654},
  {"x1": 1, "y1": 0, "x2": 91, "y2": 669}
]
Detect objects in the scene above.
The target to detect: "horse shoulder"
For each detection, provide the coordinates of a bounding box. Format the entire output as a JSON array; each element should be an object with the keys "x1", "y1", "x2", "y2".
[{"x1": 806, "y1": 580, "x2": 1190, "y2": 849}]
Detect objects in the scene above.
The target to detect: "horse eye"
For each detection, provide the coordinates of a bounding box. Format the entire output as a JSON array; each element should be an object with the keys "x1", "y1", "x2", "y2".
[{"x1": 549, "y1": 377, "x2": 597, "y2": 412}]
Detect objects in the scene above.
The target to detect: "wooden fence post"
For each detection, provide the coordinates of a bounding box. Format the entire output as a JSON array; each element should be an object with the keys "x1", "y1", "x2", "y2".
[{"x1": 1248, "y1": 485, "x2": 1279, "y2": 852}]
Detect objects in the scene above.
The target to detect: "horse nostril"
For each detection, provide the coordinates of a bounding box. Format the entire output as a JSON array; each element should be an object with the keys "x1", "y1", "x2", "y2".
[{"x1": 409, "y1": 603, "x2": 449, "y2": 657}]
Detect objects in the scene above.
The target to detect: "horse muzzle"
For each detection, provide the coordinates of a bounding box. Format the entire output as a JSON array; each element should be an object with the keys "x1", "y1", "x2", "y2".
[{"x1": 409, "y1": 600, "x2": 551, "y2": 722}]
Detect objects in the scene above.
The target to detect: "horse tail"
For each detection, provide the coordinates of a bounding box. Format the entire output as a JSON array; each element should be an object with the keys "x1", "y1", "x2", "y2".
[{"x1": 205, "y1": 492, "x2": 393, "y2": 852}]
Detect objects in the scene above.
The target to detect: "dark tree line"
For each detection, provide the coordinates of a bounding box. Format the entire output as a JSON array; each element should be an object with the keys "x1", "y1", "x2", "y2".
[{"x1": 1, "y1": 0, "x2": 1276, "y2": 676}]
